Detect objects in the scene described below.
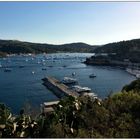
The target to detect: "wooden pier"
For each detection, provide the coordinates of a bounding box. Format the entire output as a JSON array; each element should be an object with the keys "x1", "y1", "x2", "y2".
[{"x1": 42, "y1": 76, "x2": 79, "y2": 98}]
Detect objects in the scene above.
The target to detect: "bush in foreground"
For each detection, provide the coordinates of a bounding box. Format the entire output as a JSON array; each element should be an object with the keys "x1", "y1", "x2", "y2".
[{"x1": 1, "y1": 80, "x2": 140, "y2": 138}]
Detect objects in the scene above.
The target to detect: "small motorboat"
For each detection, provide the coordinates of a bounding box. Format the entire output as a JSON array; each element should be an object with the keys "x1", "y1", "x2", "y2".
[
  {"x1": 31, "y1": 71, "x2": 35, "y2": 74},
  {"x1": 89, "y1": 74, "x2": 96, "y2": 78},
  {"x1": 25, "y1": 58, "x2": 28, "y2": 62},
  {"x1": 4, "y1": 68, "x2": 12, "y2": 72},
  {"x1": 72, "y1": 72, "x2": 76, "y2": 76},
  {"x1": 63, "y1": 65, "x2": 67, "y2": 67},
  {"x1": 37, "y1": 61, "x2": 41, "y2": 64},
  {"x1": 42, "y1": 68, "x2": 47, "y2": 70}
]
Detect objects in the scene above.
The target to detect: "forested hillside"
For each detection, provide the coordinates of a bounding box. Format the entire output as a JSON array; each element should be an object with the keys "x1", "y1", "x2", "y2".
[
  {"x1": 0, "y1": 39, "x2": 95, "y2": 56},
  {"x1": 93, "y1": 39, "x2": 140, "y2": 62},
  {"x1": 1, "y1": 38, "x2": 140, "y2": 63}
]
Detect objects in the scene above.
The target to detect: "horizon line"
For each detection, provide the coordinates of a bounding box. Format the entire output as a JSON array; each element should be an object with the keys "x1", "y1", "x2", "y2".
[{"x1": 0, "y1": 37, "x2": 140, "y2": 46}]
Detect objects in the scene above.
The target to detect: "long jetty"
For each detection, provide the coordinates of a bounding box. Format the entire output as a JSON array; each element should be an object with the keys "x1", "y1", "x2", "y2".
[{"x1": 42, "y1": 76, "x2": 79, "y2": 98}]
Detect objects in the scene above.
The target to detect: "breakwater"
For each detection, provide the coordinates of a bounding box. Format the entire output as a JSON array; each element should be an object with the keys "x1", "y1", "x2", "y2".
[{"x1": 42, "y1": 76, "x2": 79, "y2": 98}]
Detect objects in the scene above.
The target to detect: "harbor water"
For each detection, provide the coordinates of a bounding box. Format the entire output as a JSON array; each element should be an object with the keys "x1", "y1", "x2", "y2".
[{"x1": 0, "y1": 53, "x2": 136, "y2": 114}]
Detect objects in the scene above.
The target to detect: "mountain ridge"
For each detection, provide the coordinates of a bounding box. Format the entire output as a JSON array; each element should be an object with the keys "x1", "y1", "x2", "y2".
[
  {"x1": 0, "y1": 39, "x2": 96, "y2": 56},
  {"x1": 93, "y1": 38, "x2": 140, "y2": 62},
  {"x1": 0, "y1": 38, "x2": 140, "y2": 62}
]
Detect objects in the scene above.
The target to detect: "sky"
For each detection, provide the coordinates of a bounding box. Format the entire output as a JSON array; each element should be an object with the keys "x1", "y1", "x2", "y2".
[{"x1": 0, "y1": 2, "x2": 140, "y2": 45}]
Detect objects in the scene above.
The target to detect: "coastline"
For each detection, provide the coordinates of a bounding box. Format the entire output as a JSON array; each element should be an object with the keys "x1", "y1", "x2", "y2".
[{"x1": 84, "y1": 56, "x2": 140, "y2": 69}]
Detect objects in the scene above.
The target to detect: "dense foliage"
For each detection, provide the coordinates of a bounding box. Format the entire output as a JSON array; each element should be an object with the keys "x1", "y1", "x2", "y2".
[
  {"x1": 1, "y1": 38, "x2": 140, "y2": 62},
  {"x1": 0, "y1": 39, "x2": 95, "y2": 55},
  {"x1": 1, "y1": 80, "x2": 140, "y2": 138},
  {"x1": 93, "y1": 39, "x2": 140, "y2": 62},
  {"x1": 0, "y1": 51, "x2": 6, "y2": 57},
  {"x1": 122, "y1": 79, "x2": 140, "y2": 93}
]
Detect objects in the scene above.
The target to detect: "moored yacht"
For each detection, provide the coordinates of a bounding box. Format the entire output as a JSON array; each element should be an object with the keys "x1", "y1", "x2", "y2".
[
  {"x1": 62, "y1": 77, "x2": 77, "y2": 85},
  {"x1": 71, "y1": 85, "x2": 91, "y2": 93}
]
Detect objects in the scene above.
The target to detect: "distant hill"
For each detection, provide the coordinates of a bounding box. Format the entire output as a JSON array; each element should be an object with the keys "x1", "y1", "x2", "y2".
[
  {"x1": 1, "y1": 38, "x2": 140, "y2": 62},
  {"x1": 93, "y1": 39, "x2": 140, "y2": 63},
  {"x1": 0, "y1": 39, "x2": 97, "y2": 56}
]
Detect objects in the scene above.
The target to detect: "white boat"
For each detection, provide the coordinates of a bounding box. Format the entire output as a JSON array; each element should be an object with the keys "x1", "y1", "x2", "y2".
[
  {"x1": 31, "y1": 71, "x2": 35, "y2": 74},
  {"x1": 72, "y1": 85, "x2": 91, "y2": 93},
  {"x1": 62, "y1": 77, "x2": 77, "y2": 84},
  {"x1": 89, "y1": 74, "x2": 96, "y2": 78},
  {"x1": 31, "y1": 57, "x2": 34, "y2": 60},
  {"x1": 72, "y1": 72, "x2": 76, "y2": 76},
  {"x1": 25, "y1": 58, "x2": 28, "y2": 62},
  {"x1": 37, "y1": 61, "x2": 41, "y2": 64}
]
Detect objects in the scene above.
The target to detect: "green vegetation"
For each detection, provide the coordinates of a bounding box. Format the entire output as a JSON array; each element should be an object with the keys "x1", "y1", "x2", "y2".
[
  {"x1": 1, "y1": 79, "x2": 140, "y2": 138},
  {"x1": 0, "y1": 39, "x2": 95, "y2": 56},
  {"x1": 122, "y1": 79, "x2": 140, "y2": 93},
  {"x1": 1, "y1": 38, "x2": 140, "y2": 62},
  {"x1": 93, "y1": 39, "x2": 140, "y2": 63},
  {"x1": 0, "y1": 51, "x2": 6, "y2": 57}
]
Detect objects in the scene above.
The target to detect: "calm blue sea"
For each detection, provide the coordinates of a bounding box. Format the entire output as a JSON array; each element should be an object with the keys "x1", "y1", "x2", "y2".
[{"x1": 0, "y1": 53, "x2": 136, "y2": 114}]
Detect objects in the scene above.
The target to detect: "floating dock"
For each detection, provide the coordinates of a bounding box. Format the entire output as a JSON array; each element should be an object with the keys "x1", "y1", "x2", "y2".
[{"x1": 42, "y1": 76, "x2": 79, "y2": 98}]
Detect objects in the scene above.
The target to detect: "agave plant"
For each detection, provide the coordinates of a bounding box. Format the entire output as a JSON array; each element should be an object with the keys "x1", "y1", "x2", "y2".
[
  {"x1": 53, "y1": 96, "x2": 83, "y2": 137},
  {"x1": 13, "y1": 109, "x2": 39, "y2": 138},
  {"x1": 0, "y1": 103, "x2": 14, "y2": 137}
]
